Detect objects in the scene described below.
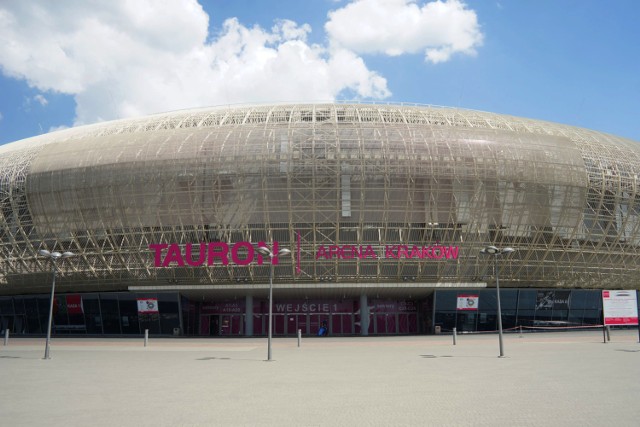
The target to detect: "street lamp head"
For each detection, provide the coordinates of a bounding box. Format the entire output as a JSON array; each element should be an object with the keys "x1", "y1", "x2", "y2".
[
  {"x1": 480, "y1": 246, "x2": 516, "y2": 256},
  {"x1": 480, "y1": 246, "x2": 499, "y2": 255},
  {"x1": 256, "y1": 246, "x2": 272, "y2": 256},
  {"x1": 257, "y1": 246, "x2": 290, "y2": 258},
  {"x1": 39, "y1": 249, "x2": 75, "y2": 260}
]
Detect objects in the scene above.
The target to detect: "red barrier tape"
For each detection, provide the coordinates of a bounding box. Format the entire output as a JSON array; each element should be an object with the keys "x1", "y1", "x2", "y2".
[{"x1": 444, "y1": 324, "x2": 605, "y2": 334}]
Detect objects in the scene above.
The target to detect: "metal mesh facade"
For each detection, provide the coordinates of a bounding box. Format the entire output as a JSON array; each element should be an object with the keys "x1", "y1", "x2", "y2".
[{"x1": 1, "y1": 103, "x2": 640, "y2": 293}]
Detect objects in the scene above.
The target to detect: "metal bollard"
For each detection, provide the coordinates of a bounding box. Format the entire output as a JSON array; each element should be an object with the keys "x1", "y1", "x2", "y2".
[
  {"x1": 297, "y1": 329, "x2": 301, "y2": 347},
  {"x1": 4, "y1": 329, "x2": 8, "y2": 346},
  {"x1": 144, "y1": 329, "x2": 149, "y2": 347},
  {"x1": 519, "y1": 325, "x2": 523, "y2": 338},
  {"x1": 602, "y1": 325, "x2": 607, "y2": 343},
  {"x1": 452, "y1": 327, "x2": 457, "y2": 345},
  {"x1": 606, "y1": 325, "x2": 611, "y2": 342}
]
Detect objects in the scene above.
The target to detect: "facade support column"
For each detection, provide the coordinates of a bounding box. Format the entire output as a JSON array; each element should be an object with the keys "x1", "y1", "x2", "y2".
[
  {"x1": 360, "y1": 294, "x2": 369, "y2": 336},
  {"x1": 245, "y1": 295, "x2": 253, "y2": 337}
]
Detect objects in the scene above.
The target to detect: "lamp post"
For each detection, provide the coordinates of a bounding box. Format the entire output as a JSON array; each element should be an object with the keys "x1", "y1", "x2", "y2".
[
  {"x1": 256, "y1": 245, "x2": 291, "y2": 361},
  {"x1": 479, "y1": 245, "x2": 515, "y2": 358},
  {"x1": 39, "y1": 249, "x2": 74, "y2": 359}
]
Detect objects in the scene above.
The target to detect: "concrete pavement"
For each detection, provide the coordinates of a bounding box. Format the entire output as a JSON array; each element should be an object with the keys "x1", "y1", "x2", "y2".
[{"x1": 1, "y1": 330, "x2": 639, "y2": 426}]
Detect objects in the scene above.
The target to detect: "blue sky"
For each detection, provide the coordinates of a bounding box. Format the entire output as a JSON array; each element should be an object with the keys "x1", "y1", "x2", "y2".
[{"x1": 0, "y1": 0, "x2": 639, "y2": 145}]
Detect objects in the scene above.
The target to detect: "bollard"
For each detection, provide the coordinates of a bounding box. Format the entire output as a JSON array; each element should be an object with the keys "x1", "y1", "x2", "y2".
[
  {"x1": 297, "y1": 329, "x2": 301, "y2": 348},
  {"x1": 602, "y1": 325, "x2": 607, "y2": 343},
  {"x1": 519, "y1": 325, "x2": 523, "y2": 338},
  {"x1": 3, "y1": 329, "x2": 8, "y2": 346},
  {"x1": 606, "y1": 325, "x2": 611, "y2": 342},
  {"x1": 144, "y1": 329, "x2": 149, "y2": 347},
  {"x1": 452, "y1": 327, "x2": 457, "y2": 345}
]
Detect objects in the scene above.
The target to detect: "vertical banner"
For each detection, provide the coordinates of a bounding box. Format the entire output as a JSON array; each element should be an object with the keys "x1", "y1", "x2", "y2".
[
  {"x1": 457, "y1": 294, "x2": 479, "y2": 311},
  {"x1": 602, "y1": 290, "x2": 638, "y2": 326},
  {"x1": 66, "y1": 295, "x2": 84, "y2": 314},
  {"x1": 137, "y1": 298, "x2": 159, "y2": 314}
]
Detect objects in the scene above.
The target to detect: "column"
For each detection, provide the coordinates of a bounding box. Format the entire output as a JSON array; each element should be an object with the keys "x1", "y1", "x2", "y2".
[
  {"x1": 360, "y1": 294, "x2": 369, "y2": 336},
  {"x1": 245, "y1": 295, "x2": 253, "y2": 337}
]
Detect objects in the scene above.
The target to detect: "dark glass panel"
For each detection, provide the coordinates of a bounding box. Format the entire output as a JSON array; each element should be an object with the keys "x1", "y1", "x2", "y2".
[
  {"x1": 434, "y1": 291, "x2": 457, "y2": 311},
  {"x1": 568, "y1": 309, "x2": 585, "y2": 326},
  {"x1": 0, "y1": 297, "x2": 14, "y2": 315},
  {"x1": 584, "y1": 291, "x2": 602, "y2": 310},
  {"x1": 82, "y1": 294, "x2": 103, "y2": 334},
  {"x1": 118, "y1": 294, "x2": 141, "y2": 335},
  {"x1": 100, "y1": 294, "x2": 121, "y2": 334},
  {"x1": 569, "y1": 290, "x2": 588, "y2": 309},
  {"x1": 24, "y1": 298, "x2": 42, "y2": 334},
  {"x1": 516, "y1": 310, "x2": 535, "y2": 327},
  {"x1": 517, "y1": 290, "x2": 537, "y2": 310},
  {"x1": 434, "y1": 311, "x2": 456, "y2": 332}
]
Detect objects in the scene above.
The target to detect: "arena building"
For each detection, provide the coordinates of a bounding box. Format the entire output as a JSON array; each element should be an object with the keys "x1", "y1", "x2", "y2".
[{"x1": 0, "y1": 103, "x2": 639, "y2": 337}]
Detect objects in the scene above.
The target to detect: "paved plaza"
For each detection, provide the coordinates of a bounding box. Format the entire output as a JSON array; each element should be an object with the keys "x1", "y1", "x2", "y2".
[{"x1": 1, "y1": 330, "x2": 639, "y2": 426}]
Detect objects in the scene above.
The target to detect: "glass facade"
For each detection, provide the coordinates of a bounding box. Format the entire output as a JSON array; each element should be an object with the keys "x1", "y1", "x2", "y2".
[
  {"x1": 0, "y1": 292, "x2": 180, "y2": 336},
  {"x1": 433, "y1": 289, "x2": 606, "y2": 333},
  {"x1": 2, "y1": 289, "x2": 623, "y2": 336}
]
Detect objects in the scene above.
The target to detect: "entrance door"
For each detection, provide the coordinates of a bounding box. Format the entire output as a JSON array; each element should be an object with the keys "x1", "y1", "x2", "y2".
[
  {"x1": 309, "y1": 314, "x2": 330, "y2": 336},
  {"x1": 0, "y1": 316, "x2": 11, "y2": 334},
  {"x1": 375, "y1": 313, "x2": 397, "y2": 334},
  {"x1": 398, "y1": 313, "x2": 417, "y2": 334},
  {"x1": 220, "y1": 315, "x2": 244, "y2": 336},
  {"x1": 287, "y1": 314, "x2": 308, "y2": 335},
  {"x1": 253, "y1": 314, "x2": 264, "y2": 336},
  {"x1": 273, "y1": 314, "x2": 286, "y2": 335},
  {"x1": 456, "y1": 312, "x2": 477, "y2": 333},
  {"x1": 209, "y1": 315, "x2": 220, "y2": 336},
  {"x1": 331, "y1": 314, "x2": 353, "y2": 335},
  {"x1": 13, "y1": 315, "x2": 26, "y2": 334}
]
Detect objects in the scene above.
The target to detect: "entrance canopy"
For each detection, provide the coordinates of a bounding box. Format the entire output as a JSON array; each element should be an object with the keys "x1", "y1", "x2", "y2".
[{"x1": 128, "y1": 282, "x2": 486, "y2": 300}]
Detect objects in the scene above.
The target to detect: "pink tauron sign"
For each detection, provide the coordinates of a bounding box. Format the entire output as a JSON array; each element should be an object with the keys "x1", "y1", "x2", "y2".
[{"x1": 149, "y1": 241, "x2": 281, "y2": 267}]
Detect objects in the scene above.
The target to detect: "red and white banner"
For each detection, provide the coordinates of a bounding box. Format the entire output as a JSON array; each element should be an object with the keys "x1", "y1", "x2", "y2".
[
  {"x1": 66, "y1": 295, "x2": 84, "y2": 314},
  {"x1": 602, "y1": 290, "x2": 638, "y2": 326},
  {"x1": 457, "y1": 294, "x2": 479, "y2": 311},
  {"x1": 137, "y1": 298, "x2": 159, "y2": 314}
]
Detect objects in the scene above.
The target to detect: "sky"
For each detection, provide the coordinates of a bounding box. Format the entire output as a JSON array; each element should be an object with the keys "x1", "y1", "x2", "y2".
[{"x1": 0, "y1": 0, "x2": 639, "y2": 146}]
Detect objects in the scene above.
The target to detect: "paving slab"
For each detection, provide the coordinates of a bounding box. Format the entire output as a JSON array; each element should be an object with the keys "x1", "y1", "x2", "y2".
[{"x1": 1, "y1": 330, "x2": 639, "y2": 426}]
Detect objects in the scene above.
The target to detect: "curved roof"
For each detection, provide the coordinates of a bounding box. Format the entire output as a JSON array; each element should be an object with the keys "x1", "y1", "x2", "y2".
[{"x1": 1, "y1": 102, "x2": 638, "y2": 154}]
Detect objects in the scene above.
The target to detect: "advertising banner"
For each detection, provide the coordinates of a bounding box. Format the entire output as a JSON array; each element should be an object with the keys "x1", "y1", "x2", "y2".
[
  {"x1": 535, "y1": 290, "x2": 571, "y2": 310},
  {"x1": 137, "y1": 298, "x2": 159, "y2": 314},
  {"x1": 602, "y1": 290, "x2": 638, "y2": 326},
  {"x1": 457, "y1": 294, "x2": 479, "y2": 311},
  {"x1": 66, "y1": 295, "x2": 84, "y2": 314}
]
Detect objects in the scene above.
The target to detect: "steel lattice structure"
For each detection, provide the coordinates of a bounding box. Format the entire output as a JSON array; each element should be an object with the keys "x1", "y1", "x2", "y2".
[{"x1": 1, "y1": 102, "x2": 640, "y2": 294}]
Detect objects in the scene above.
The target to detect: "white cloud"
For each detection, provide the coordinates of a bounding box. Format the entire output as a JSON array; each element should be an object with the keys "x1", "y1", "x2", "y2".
[
  {"x1": 325, "y1": 0, "x2": 483, "y2": 63},
  {"x1": 48, "y1": 124, "x2": 69, "y2": 133},
  {"x1": 0, "y1": 1, "x2": 389, "y2": 126},
  {"x1": 34, "y1": 94, "x2": 48, "y2": 106}
]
